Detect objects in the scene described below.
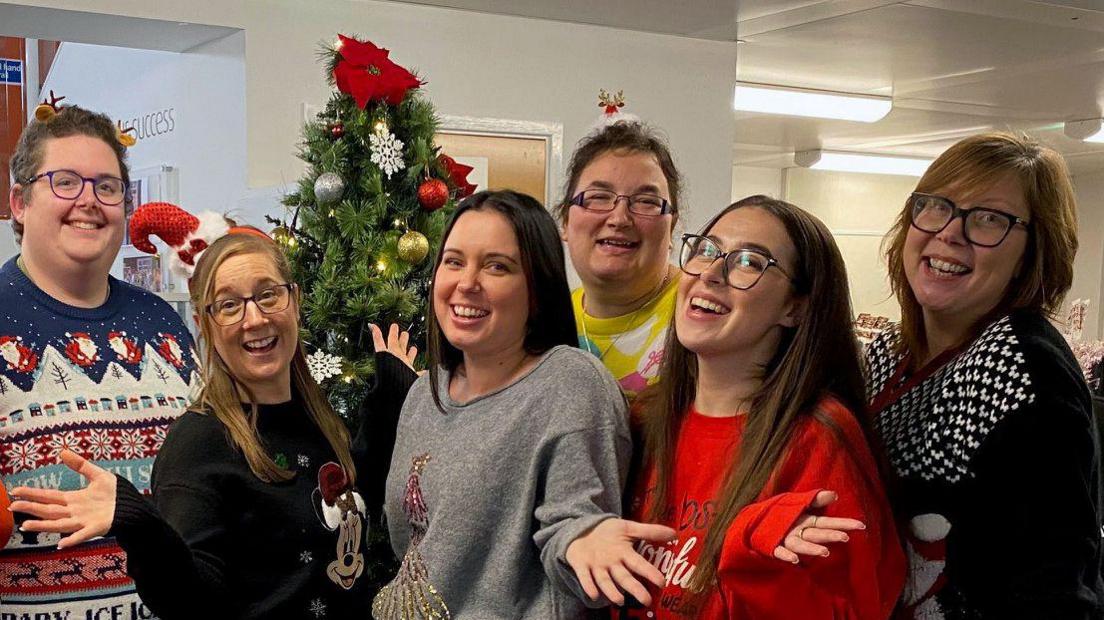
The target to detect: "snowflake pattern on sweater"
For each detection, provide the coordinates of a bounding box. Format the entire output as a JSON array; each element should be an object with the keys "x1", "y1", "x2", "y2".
[{"x1": 0, "y1": 257, "x2": 199, "y2": 617}]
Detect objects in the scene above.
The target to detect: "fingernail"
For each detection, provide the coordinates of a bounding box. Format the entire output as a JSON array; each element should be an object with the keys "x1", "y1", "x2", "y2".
[
  {"x1": 841, "y1": 535, "x2": 849, "y2": 542},
  {"x1": 859, "y1": 524, "x2": 867, "y2": 530},
  {"x1": 791, "y1": 558, "x2": 799, "y2": 564},
  {"x1": 822, "y1": 550, "x2": 830, "y2": 557}
]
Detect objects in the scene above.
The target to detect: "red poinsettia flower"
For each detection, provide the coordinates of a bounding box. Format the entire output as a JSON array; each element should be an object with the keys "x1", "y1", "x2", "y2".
[
  {"x1": 333, "y1": 34, "x2": 423, "y2": 108},
  {"x1": 439, "y1": 154, "x2": 477, "y2": 199}
]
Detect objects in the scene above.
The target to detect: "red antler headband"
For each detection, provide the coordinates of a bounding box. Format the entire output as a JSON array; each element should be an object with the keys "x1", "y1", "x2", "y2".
[{"x1": 128, "y1": 202, "x2": 272, "y2": 278}]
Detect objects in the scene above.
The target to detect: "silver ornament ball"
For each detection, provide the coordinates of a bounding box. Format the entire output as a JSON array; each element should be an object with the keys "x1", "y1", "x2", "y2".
[{"x1": 314, "y1": 172, "x2": 345, "y2": 206}]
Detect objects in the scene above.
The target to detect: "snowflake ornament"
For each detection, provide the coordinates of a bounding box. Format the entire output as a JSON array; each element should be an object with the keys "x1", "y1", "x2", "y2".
[
  {"x1": 307, "y1": 350, "x2": 343, "y2": 383},
  {"x1": 369, "y1": 125, "x2": 405, "y2": 178},
  {"x1": 300, "y1": 550, "x2": 313, "y2": 564},
  {"x1": 297, "y1": 454, "x2": 311, "y2": 468},
  {"x1": 309, "y1": 598, "x2": 327, "y2": 618}
]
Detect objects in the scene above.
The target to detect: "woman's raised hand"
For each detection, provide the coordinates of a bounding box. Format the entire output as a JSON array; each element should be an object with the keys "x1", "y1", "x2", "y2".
[{"x1": 369, "y1": 323, "x2": 420, "y2": 373}]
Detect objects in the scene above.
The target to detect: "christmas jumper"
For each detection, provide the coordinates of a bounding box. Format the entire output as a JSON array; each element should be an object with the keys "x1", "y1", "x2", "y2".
[
  {"x1": 107, "y1": 350, "x2": 416, "y2": 620},
  {"x1": 572, "y1": 273, "x2": 679, "y2": 399},
  {"x1": 376, "y1": 345, "x2": 631, "y2": 619},
  {"x1": 617, "y1": 397, "x2": 905, "y2": 620},
  {"x1": 0, "y1": 255, "x2": 199, "y2": 618},
  {"x1": 866, "y1": 310, "x2": 1104, "y2": 619}
]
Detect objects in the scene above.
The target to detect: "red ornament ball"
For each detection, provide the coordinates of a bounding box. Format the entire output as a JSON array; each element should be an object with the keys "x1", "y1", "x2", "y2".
[
  {"x1": 418, "y1": 178, "x2": 449, "y2": 211},
  {"x1": 329, "y1": 122, "x2": 345, "y2": 139}
]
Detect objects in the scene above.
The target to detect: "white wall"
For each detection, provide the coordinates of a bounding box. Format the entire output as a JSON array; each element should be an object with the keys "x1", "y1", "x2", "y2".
[
  {"x1": 731, "y1": 165, "x2": 783, "y2": 205},
  {"x1": 782, "y1": 167, "x2": 917, "y2": 321},
  {"x1": 9, "y1": 0, "x2": 739, "y2": 238},
  {"x1": 1070, "y1": 170, "x2": 1104, "y2": 339}
]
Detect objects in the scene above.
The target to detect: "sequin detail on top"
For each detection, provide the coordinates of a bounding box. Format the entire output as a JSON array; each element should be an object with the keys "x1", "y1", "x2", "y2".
[{"x1": 372, "y1": 454, "x2": 450, "y2": 619}]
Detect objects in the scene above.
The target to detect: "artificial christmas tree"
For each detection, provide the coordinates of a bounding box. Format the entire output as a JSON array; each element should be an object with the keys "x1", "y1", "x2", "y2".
[{"x1": 273, "y1": 34, "x2": 475, "y2": 588}]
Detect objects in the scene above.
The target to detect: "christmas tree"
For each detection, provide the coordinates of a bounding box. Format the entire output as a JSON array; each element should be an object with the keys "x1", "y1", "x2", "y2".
[{"x1": 273, "y1": 34, "x2": 475, "y2": 586}]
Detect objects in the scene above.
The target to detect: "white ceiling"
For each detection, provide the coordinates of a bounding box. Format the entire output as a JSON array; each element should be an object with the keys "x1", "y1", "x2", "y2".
[{"x1": 382, "y1": 0, "x2": 1104, "y2": 174}]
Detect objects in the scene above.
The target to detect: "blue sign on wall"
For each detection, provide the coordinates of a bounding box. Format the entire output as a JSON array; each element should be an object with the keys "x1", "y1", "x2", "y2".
[{"x1": 0, "y1": 58, "x2": 23, "y2": 86}]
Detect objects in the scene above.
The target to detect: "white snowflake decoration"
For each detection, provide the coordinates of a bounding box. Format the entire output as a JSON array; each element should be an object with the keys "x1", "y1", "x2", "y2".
[
  {"x1": 299, "y1": 550, "x2": 313, "y2": 564},
  {"x1": 297, "y1": 454, "x2": 311, "y2": 468},
  {"x1": 309, "y1": 598, "x2": 327, "y2": 618},
  {"x1": 307, "y1": 350, "x2": 343, "y2": 384},
  {"x1": 369, "y1": 125, "x2": 405, "y2": 179}
]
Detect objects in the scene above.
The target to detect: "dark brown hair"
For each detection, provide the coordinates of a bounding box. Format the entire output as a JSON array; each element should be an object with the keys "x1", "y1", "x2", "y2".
[
  {"x1": 10, "y1": 105, "x2": 130, "y2": 243},
  {"x1": 426, "y1": 190, "x2": 578, "y2": 412},
  {"x1": 640, "y1": 195, "x2": 874, "y2": 593},
  {"x1": 883, "y1": 131, "x2": 1078, "y2": 363},
  {"x1": 556, "y1": 120, "x2": 683, "y2": 228}
]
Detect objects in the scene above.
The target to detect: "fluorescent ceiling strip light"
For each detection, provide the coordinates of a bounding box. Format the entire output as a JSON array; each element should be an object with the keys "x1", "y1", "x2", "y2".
[
  {"x1": 796, "y1": 150, "x2": 932, "y2": 177},
  {"x1": 1065, "y1": 119, "x2": 1104, "y2": 143},
  {"x1": 734, "y1": 83, "x2": 892, "y2": 123}
]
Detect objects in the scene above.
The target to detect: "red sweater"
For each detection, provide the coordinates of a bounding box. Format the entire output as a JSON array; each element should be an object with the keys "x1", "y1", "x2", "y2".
[{"x1": 621, "y1": 398, "x2": 905, "y2": 619}]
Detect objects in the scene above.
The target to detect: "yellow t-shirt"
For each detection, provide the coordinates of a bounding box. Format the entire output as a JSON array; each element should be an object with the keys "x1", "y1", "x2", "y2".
[{"x1": 572, "y1": 273, "x2": 680, "y2": 399}]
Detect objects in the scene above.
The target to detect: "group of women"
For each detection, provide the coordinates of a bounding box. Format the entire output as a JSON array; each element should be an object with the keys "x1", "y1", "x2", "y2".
[{"x1": 9, "y1": 115, "x2": 1104, "y2": 619}]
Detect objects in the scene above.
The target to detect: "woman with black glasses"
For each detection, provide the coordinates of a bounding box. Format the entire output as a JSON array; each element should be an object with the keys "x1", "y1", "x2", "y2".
[
  {"x1": 862, "y1": 132, "x2": 1104, "y2": 618},
  {"x1": 565, "y1": 196, "x2": 904, "y2": 618},
  {"x1": 11, "y1": 228, "x2": 419, "y2": 619}
]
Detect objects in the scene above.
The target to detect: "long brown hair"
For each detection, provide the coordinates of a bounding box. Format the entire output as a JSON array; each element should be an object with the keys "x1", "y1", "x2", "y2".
[
  {"x1": 883, "y1": 131, "x2": 1078, "y2": 363},
  {"x1": 190, "y1": 233, "x2": 356, "y2": 483},
  {"x1": 640, "y1": 195, "x2": 872, "y2": 593}
]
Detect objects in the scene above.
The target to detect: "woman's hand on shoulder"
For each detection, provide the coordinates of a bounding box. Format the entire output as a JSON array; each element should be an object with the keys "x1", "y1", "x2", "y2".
[
  {"x1": 565, "y1": 517, "x2": 676, "y2": 606},
  {"x1": 8, "y1": 450, "x2": 117, "y2": 550},
  {"x1": 369, "y1": 323, "x2": 422, "y2": 375},
  {"x1": 773, "y1": 490, "x2": 865, "y2": 564}
]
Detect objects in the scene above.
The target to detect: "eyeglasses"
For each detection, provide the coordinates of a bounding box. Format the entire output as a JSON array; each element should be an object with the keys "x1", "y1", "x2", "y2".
[
  {"x1": 679, "y1": 234, "x2": 794, "y2": 290},
  {"x1": 206, "y1": 283, "x2": 296, "y2": 326},
  {"x1": 569, "y1": 189, "x2": 671, "y2": 216},
  {"x1": 24, "y1": 169, "x2": 129, "y2": 206},
  {"x1": 909, "y1": 192, "x2": 1029, "y2": 247}
]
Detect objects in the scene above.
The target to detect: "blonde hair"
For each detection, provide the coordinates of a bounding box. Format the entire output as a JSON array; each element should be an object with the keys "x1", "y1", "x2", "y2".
[
  {"x1": 883, "y1": 131, "x2": 1078, "y2": 363},
  {"x1": 190, "y1": 233, "x2": 355, "y2": 483}
]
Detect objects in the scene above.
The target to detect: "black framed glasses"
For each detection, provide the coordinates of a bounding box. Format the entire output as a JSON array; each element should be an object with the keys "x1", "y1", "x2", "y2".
[
  {"x1": 24, "y1": 169, "x2": 129, "y2": 206},
  {"x1": 909, "y1": 192, "x2": 1029, "y2": 247},
  {"x1": 569, "y1": 189, "x2": 671, "y2": 216},
  {"x1": 206, "y1": 283, "x2": 296, "y2": 326},
  {"x1": 679, "y1": 234, "x2": 794, "y2": 290}
]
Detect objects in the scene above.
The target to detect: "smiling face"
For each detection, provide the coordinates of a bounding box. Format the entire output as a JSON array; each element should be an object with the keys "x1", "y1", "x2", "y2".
[
  {"x1": 433, "y1": 208, "x2": 530, "y2": 361},
  {"x1": 207, "y1": 252, "x2": 299, "y2": 403},
  {"x1": 10, "y1": 135, "x2": 126, "y2": 276},
  {"x1": 903, "y1": 173, "x2": 1030, "y2": 330},
  {"x1": 675, "y1": 207, "x2": 802, "y2": 367},
  {"x1": 562, "y1": 150, "x2": 674, "y2": 298}
]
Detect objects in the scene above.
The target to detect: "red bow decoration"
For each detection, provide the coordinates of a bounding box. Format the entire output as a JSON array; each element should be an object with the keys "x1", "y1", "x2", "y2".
[
  {"x1": 333, "y1": 35, "x2": 423, "y2": 108},
  {"x1": 318, "y1": 462, "x2": 350, "y2": 505},
  {"x1": 439, "y1": 154, "x2": 476, "y2": 199}
]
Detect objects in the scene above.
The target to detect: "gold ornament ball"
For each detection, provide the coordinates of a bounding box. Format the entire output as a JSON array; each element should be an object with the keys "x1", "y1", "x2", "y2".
[{"x1": 398, "y1": 230, "x2": 430, "y2": 264}]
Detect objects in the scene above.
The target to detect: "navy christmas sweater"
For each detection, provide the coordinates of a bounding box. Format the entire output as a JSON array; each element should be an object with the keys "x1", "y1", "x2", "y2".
[{"x1": 0, "y1": 255, "x2": 199, "y2": 619}]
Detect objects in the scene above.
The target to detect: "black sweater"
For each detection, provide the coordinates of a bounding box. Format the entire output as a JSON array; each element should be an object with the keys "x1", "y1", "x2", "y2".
[
  {"x1": 110, "y1": 351, "x2": 416, "y2": 620},
  {"x1": 867, "y1": 311, "x2": 1104, "y2": 619}
]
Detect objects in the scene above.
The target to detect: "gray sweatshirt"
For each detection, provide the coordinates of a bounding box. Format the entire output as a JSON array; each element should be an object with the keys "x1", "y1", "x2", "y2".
[{"x1": 375, "y1": 345, "x2": 631, "y2": 619}]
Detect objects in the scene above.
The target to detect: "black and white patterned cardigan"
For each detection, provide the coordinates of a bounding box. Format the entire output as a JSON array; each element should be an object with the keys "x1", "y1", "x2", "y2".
[{"x1": 865, "y1": 310, "x2": 1104, "y2": 620}]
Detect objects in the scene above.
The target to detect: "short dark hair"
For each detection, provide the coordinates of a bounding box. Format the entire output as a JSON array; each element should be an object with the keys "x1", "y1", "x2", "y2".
[
  {"x1": 10, "y1": 105, "x2": 130, "y2": 243},
  {"x1": 426, "y1": 190, "x2": 578, "y2": 411},
  {"x1": 556, "y1": 120, "x2": 683, "y2": 227}
]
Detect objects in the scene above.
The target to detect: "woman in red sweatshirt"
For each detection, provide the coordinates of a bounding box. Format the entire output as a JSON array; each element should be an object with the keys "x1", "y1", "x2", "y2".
[{"x1": 566, "y1": 195, "x2": 905, "y2": 619}]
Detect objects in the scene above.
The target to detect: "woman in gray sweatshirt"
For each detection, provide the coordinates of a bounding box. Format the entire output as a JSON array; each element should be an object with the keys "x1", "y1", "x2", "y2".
[{"x1": 373, "y1": 190, "x2": 631, "y2": 619}]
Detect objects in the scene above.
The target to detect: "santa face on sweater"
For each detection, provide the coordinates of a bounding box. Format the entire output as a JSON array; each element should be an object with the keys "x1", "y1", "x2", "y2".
[
  {"x1": 107, "y1": 330, "x2": 143, "y2": 365},
  {"x1": 10, "y1": 135, "x2": 126, "y2": 277},
  {"x1": 64, "y1": 332, "x2": 100, "y2": 367},
  {"x1": 0, "y1": 335, "x2": 38, "y2": 373}
]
